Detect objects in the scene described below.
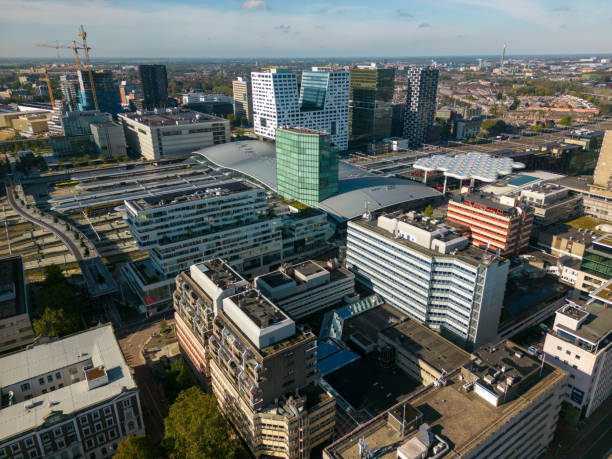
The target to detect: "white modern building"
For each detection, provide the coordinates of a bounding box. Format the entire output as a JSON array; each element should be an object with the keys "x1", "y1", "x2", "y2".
[
  {"x1": 0, "y1": 325, "x2": 144, "y2": 458},
  {"x1": 251, "y1": 67, "x2": 349, "y2": 150},
  {"x1": 346, "y1": 212, "x2": 510, "y2": 348},
  {"x1": 122, "y1": 180, "x2": 333, "y2": 315},
  {"x1": 543, "y1": 288, "x2": 612, "y2": 419},
  {"x1": 254, "y1": 259, "x2": 355, "y2": 319},
  {"x1": 119, "y1": 108, "x2": 229, "y2": 160},
  {"x1": 181, "y1": 92, "x2": 233, "y2": 105}
]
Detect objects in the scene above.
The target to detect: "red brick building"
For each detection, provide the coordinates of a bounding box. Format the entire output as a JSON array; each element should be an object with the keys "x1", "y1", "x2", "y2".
[{"x1": 447, "y1": 193, "x2": 534, "y2": 256}]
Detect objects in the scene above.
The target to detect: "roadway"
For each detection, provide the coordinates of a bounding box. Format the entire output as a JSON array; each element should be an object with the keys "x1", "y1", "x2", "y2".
[{"x1": 5, "y1": 184, "x2": 83, "y2": 261}]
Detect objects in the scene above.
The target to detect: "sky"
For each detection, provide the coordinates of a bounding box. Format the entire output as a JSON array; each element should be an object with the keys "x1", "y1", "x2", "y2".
[{"x1": 1, "y1": 0, "x2": 611, "y2": 58}]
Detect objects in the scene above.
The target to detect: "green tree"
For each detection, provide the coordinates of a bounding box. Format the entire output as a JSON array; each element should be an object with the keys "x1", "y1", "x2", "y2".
[
  {"x1": 558, "y1": 115, "x2": 573, "y2": 126},
  {"x1": 480, "y1": 119, "x2": 507, "y2": 137},
  {"x1": 33, "y1": 307, "x2": 80, "y2": 338},
  {"x1": 424, "y1": 205, "x2": 434, "y2": 217},
  {"x1": 164, "y1": 387, "x2": 239, "y2": 459},
  {"x1": 115, "y1": 436, "x2": 161, "y2": 459},
  {"x1": 163, "y1": 357, "x2": 196, "y2": 403}
]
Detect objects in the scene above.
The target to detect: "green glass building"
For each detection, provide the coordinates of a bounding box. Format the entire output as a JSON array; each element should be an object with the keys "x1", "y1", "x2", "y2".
[
  {"x1": 582, "y1": 235, "x2": 612, "y2": 280},
  {"x1": 348, "y1": 66, "x2": 395, "y2": 150},
  {"x1": 276, "y1": 127, "x2": 339, "y2": 207}
]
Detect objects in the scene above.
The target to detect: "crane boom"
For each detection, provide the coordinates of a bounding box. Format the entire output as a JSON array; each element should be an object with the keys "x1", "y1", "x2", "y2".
[{"x1": 78, "y1": 25, "x2": 99, "y2": 111}]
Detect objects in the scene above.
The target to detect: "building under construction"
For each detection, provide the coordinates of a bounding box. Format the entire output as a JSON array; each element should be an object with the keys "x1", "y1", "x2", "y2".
[{"x1": 77, "y1": 69, "x2": 121, "y2": 116}]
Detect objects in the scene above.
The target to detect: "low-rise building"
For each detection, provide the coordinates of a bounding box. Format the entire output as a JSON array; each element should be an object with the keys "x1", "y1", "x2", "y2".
[
  {"x1": 517, "y1": 184, "x2": 582, "y2": 226},
  {"x1": 0, "y1": 325, "x2": 145, "y2": 458},
  {"x1": 173, "y1": 260, "x2": 335, "y2": 458},
  {"x1": 324, "y1": 342, "x2": 567, "y2": 459},
  {"x1": 255, "y1": 259, "x2": 354, "y2": 319},
  {"x1": 10, "y1": 113, "x2": 51, "y2": 134},
  {"x1": 537, "y1": 224, "x2": 596, "y2": 259},
  {"x1": 119, "y1": 108, "x2": 229, "y2": 160},
  {"x1": 61, "y1": 110, "x2": 113, "y2": 137},
  {"x1": 447, "y1": 193, "x2": 534, "y2": 256},
  {"x1": 454, "y1": 118, "x2": 481, "y2": 140},
  {"x1": 347, "y1": 211, "x2": 510, "y2": 348},
  {"x1": 90, "y1": 121, "x2": 127, "y2": 157},
  {"x1": 0, "y1": 256, "x2": 34, "y2": 354},
  {"x1": 543, "y1": 292, "x2": 612, "y2": 419}
]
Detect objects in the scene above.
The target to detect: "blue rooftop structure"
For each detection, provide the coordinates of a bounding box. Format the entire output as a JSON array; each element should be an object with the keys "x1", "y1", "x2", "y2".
[{"x1": 318, "y1": 349, "x2": 361, "y2": 376}]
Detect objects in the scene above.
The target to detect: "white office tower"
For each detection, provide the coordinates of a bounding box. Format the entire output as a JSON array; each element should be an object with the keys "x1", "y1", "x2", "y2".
[
  {"x1": 346, "y1": 212, "x2": 510, "y2": 348},
  {"x1": 543, "y1": 287, "x2": 612, "y2": 419},
  {"x1": 251, "y1": 68, "x2": 349, "y2": 150}
]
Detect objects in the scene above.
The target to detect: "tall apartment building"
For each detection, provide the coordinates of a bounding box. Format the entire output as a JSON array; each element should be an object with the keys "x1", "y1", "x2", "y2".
[
  {"x1": 324, "y1": 341, "x2": 567, "y2": 459},
  {"x1": 276, "y1": 127, "x2": 339, "y2": 207},
  {"x1": 77, "y1": 70, "x2": 121, "y2": 117},
  {"x1": 138, "y1": 64, "x2": 168, "y2": 110},
  {"x1": 90, "y1": 121, "x2": 127, "y2": 157},
  {"x1": 122, "y1": 180, "x2": 333, "y2": 315},
  {"x1": 447, "y1": 193, "x2": 534, "y2": 256},
  {"x1": 348, "y1": 64, "x2": 395, "y2": 149},
  {"x1": 543, "y1": 294, "x2": 612, "y2": 420},
  {"x1": 173, "y1": 260, "x2": 336, "y2": 458},
  {"x1": 593, "y1": 129, "x2": 612, "y2": 190},
  {"x1": 60, "y1": 77, "x2": 80, "y2": 111},
  {"x1": 0, "y1": 255, "x2": 34, "y2": 354},
  {"x1": 347, "y1": 212, "x2": 510, "y2": 348},
  {"x1": 119, "y1": 108, "x2": 229, "y2": 160},
  {"x1": 255, "y1": 259, "x2": 355, "y2": 319},
  {"x1": 402, "y1": 66, "x2": 439, "y2": 148},
  {"x1": 251, "y1": 67, "x2": 349, "y2": 150},
  {"x1": 232, "y1": 77, "x2": 253, "y2": 124},
  {"x1": 0, "y1": 325, "x2": 145, "y2": 458}
]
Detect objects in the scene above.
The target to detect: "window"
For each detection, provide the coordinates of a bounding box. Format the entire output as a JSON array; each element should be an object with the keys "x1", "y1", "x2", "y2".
[
  {"x1": 28, "y1": 450, "x2": 38, "y2": 459},
  {"x1": 39, "y1": 378, "x2": 45, "y2": 385},
  {"x1": 94, "y1": 422, "x2": 103, "y2": 432},
  {"x1": 79, "y1": 416, "x2": 89, "y2": 426},
  {"x1": 20, "y1": 383, "x2": 31, "y2": 392},
  {"x1": 122, "y1": 399, "x2": 131, "y2": 408},
  {"x1": 85, "y1": 439, "x2": 94, "y2": 449},
  {"x1": 47, "y1": 375, "x2": 53, "y2": 383},
  {"x1": 10, "y1": 444, "x2": 20, "y2": 453},
  {"x1": 108, "y1": 429, "x2": 118, "y2": 440},
  {"x1": 66, "y1": 424, "x2": 75, "y2": 434},
  {"x1": 55, "y1": 372, "x2": 62, "y2": 380},
  {"x1": 54, "y1": 428, "x2": 62, "y2": 437},
  {"x1": 103, "y1": 406, "x2": 112, "y2": 416},
  {"x1": 566, "y1": 350, "x2": 571, "y2": 355},
  {"x1": 106, "y1": 417, "x2": 115, "y2": 427},
  {"x1": 41, "y1": 433, "x2": 50, "y2": 443},
  {"x1": 24, "y1": 438, "x2": 34, "y2": 448},
  {"x1": 576, "y1": 355, "x2": 581, "y2": 360},
  {"x1": 42, "y1": 389, "x2": 47, "y2": 394},
  {"x1": 56, "y1": 439, "x2": 66, "y2": 449},
  {"x1": 92, "y1": 411, "x2": 100, "y2": 420},
  {"x1": 97, "y1": 433, "x2": 105, "y2": 444},
  {"x1": 50, "y1": 386, "x2": 56, "y2": 391},
  {"x1": 82, "y1": 427, "x2": 91, "y2": 437},
  {"x1": 556, "y1": 346, "x2": 562, "y2": 351},
  {"x1": 58, "y1": 383, "x2": 64, "y2": 388}
]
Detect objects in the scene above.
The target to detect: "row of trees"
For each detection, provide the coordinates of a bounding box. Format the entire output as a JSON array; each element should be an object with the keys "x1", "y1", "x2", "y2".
[{"x1": 116, "y1": 387, "x2": 241, "y2": 459}]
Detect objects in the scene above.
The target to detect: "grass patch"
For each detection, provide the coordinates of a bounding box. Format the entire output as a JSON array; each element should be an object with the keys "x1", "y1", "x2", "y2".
[{"x1": 566, "y1": 215, "x2": 606, "y2": 233}]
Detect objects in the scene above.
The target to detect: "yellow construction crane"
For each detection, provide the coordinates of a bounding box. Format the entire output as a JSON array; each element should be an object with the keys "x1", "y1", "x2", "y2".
[
  {"x1": 35, "y1": 25, "x2": 99, "y2": 110},
  {"x1": 35, "y1": 65, "x2": 83, "y2": 106},
  {"x1": 78, "y1": 25, "x2": 99, "y2": 111}
]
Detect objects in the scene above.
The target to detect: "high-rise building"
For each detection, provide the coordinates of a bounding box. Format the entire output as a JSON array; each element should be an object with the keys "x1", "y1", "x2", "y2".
[
  {"x1": 0, "y1": 255, "x2": 34, "y2": 354},
  {"x1": 402, "y1": 66, "x2": 439, "y2": 148},
  {"x1": 61, "y1": 110, "x2": 113, "y2": 137},
  {"x1": 232, "y1": 77, "x2": 252, "y2": 124},
  {"x1": 447, "y1": 193, "x2": 534, "y2": 256},
  {"x1": 593, "y1": 129, "x2": 612, "y2": 189},
  {"x1": 122, "y1": 180, "x2": 333, "y2": 315},
  {"x1": 276, "y1": 127, "x2": 339, "y2": 207},
  {"x1": 251, "y1": 67, "x2": 349, "y2": 150},
  {"x1": 90, "y1": 122, "x2": 127, "y2": 157},
  {"x1": 118, "y1": 108, "x2": 229, "y2": 160},
  {"x1": 59, "y1": 77, "x2": 80, "y2": 111},
  {"x1": 348, "y1": 64, "x2": 395, "y2": 149},
  {"x1": 138, "y1": 64, "x2": 168, "y2": 111},
  {"x1": 543, "y1": 294, "x2": 612, "y2": 420},
  {"x1": 77, "y1": 70, "x2": 121, "y2": 117},
  {"x1": 346, "y1": 211, "x2": 510, "y2": 348},
  {"x1": 173, "y1": 260, "x2": 336, "y2": 458},
  {"x1": 0, "y1": 324, "x2": 145, "y2": 458}
]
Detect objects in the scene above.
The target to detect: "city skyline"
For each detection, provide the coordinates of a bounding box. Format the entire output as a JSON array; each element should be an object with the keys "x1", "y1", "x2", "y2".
[{"x1": 1, "y1": 0, "x2": 612, "y2": 58}]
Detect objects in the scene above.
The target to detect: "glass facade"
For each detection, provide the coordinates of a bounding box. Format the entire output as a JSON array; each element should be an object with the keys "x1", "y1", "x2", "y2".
[
  {"x1": 77, "y1": 70, "x2": 122, "y2": 117},
  {"x1": 348, "y1": 68, "x2": 395, "y2": 149},
  {"x1": 276, "y1": 128, "x2": 339, "y2": 207},
  {"x1": 300, "y1": 72, "x2": 328, "y2": 111},
  {"x1": 581, "y1": 246, "x2": 612, "y2": 280}
]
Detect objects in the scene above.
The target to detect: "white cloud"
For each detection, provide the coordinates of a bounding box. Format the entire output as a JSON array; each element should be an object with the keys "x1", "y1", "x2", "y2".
[{"x1": 240, "y1": 0, "x2": 268, "y2": 10}]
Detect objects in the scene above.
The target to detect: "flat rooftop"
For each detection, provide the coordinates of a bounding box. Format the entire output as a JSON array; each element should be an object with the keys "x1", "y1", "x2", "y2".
[
  {"x1": 278, "y1": 127, "x2": 328, "y2": 135},
  {"x1": 198, "y1": 258, "x2": 246, "y2": 290},
  {"x1": 453, "y1": 192, "x2": 517, "y2": 216},
  {"x1": 0, "y1": 325, "x2": 136, "y2": 440},
  {"x1": 325, "y1": 343, "x2": 566, "y2": 459},
  {"x1": 380, "y1": 319, "x2": 470, "y2": 375},
  {"x1": 0, "y1": 255, "x2": 27, "y2": 320},
  {"x1": 594, "y1": 233, "x2": 612, "y2": 250},
  {"x1": 78, "y1": 257, "x2": 119, "y2": 299},
  {"x1": 558, "y1": 299, "x2": 612, "y2": 345},
  {"x1": 352, "y1": 217, "x2": 502, "y2": 268},
  {"x1": 126, "y1": 180, "x2": 255, "y2": 211},
  {"x1": 229, "y1": 290, "x2": 289, "y2": 329},
  {"x1": 120, "y1": 108, "x2": 225, "y2": 126},
  {"x1": 539, "y1": 223, "x2": 596, "y2": 245}
]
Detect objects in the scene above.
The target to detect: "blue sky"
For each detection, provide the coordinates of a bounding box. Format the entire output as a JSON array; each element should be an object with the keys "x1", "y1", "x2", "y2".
[{"x1": 1, "y1": 0, "x2": 611, "y2": 58}]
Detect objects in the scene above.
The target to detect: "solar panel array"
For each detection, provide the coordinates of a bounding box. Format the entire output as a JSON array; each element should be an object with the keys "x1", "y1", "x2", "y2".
[{"x1": 413, "y1": 152, "x2": 525, "y2": 182}]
